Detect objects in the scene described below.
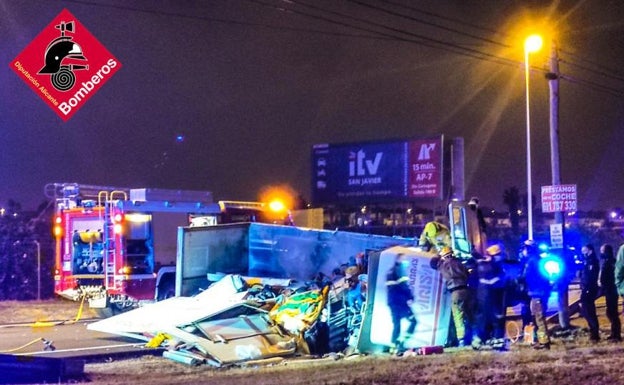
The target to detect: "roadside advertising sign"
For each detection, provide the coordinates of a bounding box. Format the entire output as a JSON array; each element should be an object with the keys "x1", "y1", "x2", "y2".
[
  {"x1": 408, "y1": 138, "x2": 443, "y2": 199},
  {"x1": 312, "y1": 141, "x2": 407, "y2": 204},
  {"x1": 541, "y1": 184, "x2": 577, "y2": 213},
  {"x1": 312, "y1": 137, "x2": 444, "y2": 204}
]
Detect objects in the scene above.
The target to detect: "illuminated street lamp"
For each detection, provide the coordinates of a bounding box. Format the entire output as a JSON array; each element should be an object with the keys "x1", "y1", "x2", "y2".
[
  {"x1": 268, "y1": 199, "x2": 286, "y2": 213},
  {"x1": 524, "y1": 34, "x2": 543, "y2": 241}
]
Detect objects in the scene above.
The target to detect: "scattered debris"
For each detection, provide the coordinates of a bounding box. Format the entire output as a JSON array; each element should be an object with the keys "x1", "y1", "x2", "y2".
[
  {"x1": 89, "y1": 245, "x2": 453, "y2": 367},
  {"x1": 89, "y1": 274, "x2": 341, "y2": 367}
]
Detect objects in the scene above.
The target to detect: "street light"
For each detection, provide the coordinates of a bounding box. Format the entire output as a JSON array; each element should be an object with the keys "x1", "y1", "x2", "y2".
[{"x1": 524, "y1": 34, "x2": 543, "y2": 241}]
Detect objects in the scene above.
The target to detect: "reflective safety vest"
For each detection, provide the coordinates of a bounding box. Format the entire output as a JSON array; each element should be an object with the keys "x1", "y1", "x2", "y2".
[{"x1": 418, "y1": 221, "x2": 451, "y2": 251}]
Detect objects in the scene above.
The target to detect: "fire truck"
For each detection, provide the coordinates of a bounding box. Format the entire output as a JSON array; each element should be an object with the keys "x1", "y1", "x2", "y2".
[{"x1": 46, "y1": 183, "x2": 277, "y2": 317}]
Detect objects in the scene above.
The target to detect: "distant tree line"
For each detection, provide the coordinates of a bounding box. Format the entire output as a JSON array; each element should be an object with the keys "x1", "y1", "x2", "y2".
[
  {"x1": 0, "y1": 200, "x2": 54, "y2": 300},
  {"x1": 0, "y1": 187, "x2": 621, "y2": 301}
]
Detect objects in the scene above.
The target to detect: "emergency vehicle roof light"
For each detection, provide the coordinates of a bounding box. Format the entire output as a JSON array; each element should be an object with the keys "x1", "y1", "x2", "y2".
[{"x1": 538, "y1": 253, "x2": 563, "y2": 282}]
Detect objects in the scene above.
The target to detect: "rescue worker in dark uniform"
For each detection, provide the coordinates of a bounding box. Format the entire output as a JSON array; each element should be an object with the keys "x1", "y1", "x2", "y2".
[
  {"x1": 344, "y1": 265, "x2": 364, "y2": 312},
  {"x1": 386, "y1": 254, "x2": 417, "y2": 353},
  {"x1": 599, "y1": 243, "x2": 621, "y2": 342},
  {"x1": 430, "y1": 246, "x2": 474, "y2": 347},
  {"x1": 520, "y1": 240, "x2": 552, "y2": 349},
  {"x1": 473, "y1": 244, "x2": 508, "y2": 350},
  {"x1": 579, "y1": 244, "x2": 600, "y2": 342},
  {"x1": 553, "y1": 248, "x2": 574, "y2": 334},
  {"x1": 514, "y1": 252, "x2": 534, "y2": 332}
]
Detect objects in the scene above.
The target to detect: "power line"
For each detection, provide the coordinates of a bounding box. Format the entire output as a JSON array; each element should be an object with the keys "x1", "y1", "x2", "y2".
[
  {"x1": 65, "y1": 0, "x2": 512, "y2": 66},
  {"x1": 250, "y1": 0, "x2": 521, "y2": 66},
  {"x1": 291, "y1": 0, "x2": 624, "y2": 98},
  {"x1": 334, "y1": 0, "x2": 624, "y2": 97},
  {"x1": 374, "y1": 0, "x2": 508, "y2": 39},
  {"x1": 560, "y1": 75, "x2": 624, "y2": 98},
  {"x1": 64, "y1": 0, "x2": 624, "y2": 97},
  {"x1": 559, "y1": 53, "x2": 624, "y2": 84},
  {"x1": 372, "y1": 0, "x2": 624, "y2": 85},
  {"x1": 62, "y1": 0, "x2": 387, "y2": 40},
  {"x1": 346, "y1": 0, "x2": 510, "y2": 49}
]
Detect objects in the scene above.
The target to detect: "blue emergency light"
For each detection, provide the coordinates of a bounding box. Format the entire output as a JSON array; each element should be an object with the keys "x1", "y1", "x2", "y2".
[{"x1": 538, "y1": 253, "x2": 564, "y2": 281}]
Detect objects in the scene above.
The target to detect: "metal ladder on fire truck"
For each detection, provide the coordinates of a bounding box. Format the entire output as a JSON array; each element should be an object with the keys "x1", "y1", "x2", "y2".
[{"x1": 98, "y1": 189, "x2": 128, "y2": 296}]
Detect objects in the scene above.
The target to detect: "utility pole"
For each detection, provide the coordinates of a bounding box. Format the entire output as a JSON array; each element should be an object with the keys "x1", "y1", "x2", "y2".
[
  {"x1": 546, "y1": 41, "x2": 570, "y2": 330},
  {"x1": 547, "y1": 42, "x2": 563, "y2": 227}
]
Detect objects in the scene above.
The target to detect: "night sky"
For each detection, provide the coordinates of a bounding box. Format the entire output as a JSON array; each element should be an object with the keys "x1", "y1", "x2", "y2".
[{"x1": 1, "y1": 0, "x2": 623, "y2": 212}]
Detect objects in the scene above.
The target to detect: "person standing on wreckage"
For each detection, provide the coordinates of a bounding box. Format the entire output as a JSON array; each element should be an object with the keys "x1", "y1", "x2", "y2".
[{"x1": 386, "y1": 253, "x2": 417, "y2": 354}]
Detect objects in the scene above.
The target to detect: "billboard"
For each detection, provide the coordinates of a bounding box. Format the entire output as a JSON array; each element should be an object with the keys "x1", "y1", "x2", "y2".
[
  {"x1": 312, "y1": 137, "x2": 444, "y2": 204},
  {"x1": 541, "y1": 184, "x2": 577, "y2": 213},
  {"x1": 408, "y1": 139, "x2": 443, "y2": 198}
]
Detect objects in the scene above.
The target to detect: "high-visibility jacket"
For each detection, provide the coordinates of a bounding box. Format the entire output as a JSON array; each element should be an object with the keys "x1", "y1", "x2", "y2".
[{"x1": 418, "y1": 221, "x2": 451, "y2": 251}]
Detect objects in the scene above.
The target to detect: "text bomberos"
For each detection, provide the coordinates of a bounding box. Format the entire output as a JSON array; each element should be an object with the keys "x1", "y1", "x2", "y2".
[{"x1": 58, "y1": 58, "x2": 118, "y2": 115}]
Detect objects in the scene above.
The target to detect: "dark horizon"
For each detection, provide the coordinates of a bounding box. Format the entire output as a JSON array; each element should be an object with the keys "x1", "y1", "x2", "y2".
[{"x1": 2, "y1": 1, "x2": 623, "y2": 213}]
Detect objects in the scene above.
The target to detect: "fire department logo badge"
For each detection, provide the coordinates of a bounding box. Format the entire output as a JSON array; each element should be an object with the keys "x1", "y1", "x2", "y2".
[{"x1": 10, "y1": 9, "x2": 121, "y2": 121}]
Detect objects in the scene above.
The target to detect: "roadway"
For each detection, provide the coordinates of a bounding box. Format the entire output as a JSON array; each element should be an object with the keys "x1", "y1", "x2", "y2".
[{"x1": 0, "y1": 318, "x2": 158, "y2": 360}]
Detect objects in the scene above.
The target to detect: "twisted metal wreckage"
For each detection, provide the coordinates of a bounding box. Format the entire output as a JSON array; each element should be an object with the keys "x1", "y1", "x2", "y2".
[
  {"x1": 83, "y1": 201, "x2": 575, "y2": 366},
  {"x1": 88, "y1": 240, "x2": 450, "y2": 367},
  {"x1": 88, "y1": 223, "x2": 457, "y2": 367}
]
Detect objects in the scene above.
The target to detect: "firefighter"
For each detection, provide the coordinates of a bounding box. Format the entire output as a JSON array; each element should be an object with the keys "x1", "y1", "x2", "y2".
[
  {"x1": 430, "y1": 246, "x2": 474, "y2": 347},
  {"x1": 418, "y1": 221, "x2": 451, "y2": 252},
  {"x1": 386, "y1": 254, "x2": 417, "y2": 354},
  {"x1": 344, "y1": 266, "x2": 364, "y2": 312},
  {"x1": 519, "y1": 240, "x2": 551, "y2": 349},
  {"x1": 599, "y1": 243, "x2": 621, "y2": 342},
  {"x1": 579, "y1": 244, "x2": 600, "y2": 342},
  {"x1": 473, "y1": 244, "x2": 508, "y2": 350}
]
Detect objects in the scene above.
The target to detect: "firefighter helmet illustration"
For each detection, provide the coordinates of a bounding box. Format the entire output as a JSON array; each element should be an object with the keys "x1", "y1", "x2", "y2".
[{"x1": 38, "y1": 21, "x2": 88, "y2": 91}]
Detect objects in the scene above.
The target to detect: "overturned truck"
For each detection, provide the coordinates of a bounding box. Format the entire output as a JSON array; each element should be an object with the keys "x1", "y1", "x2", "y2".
[{"x1": 89, "y1": 219, "x2": 469, "y2": 366}]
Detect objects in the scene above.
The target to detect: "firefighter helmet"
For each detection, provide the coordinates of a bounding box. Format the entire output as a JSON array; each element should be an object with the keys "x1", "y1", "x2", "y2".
[
  {"x1": 439, "y1": 246, "x2": 453, "y2": 259},
  {"x1": 38, "y1": 38, "x2": 86, "y2": 74},
  {"x1": 486, "y1": 244, "x2": 502, "y2": 256}
]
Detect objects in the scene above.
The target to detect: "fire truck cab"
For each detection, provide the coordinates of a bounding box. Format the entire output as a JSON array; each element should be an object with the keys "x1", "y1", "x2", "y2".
[{"x1": 47, "y1": 183, "x2": 226, "y2": 317}]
